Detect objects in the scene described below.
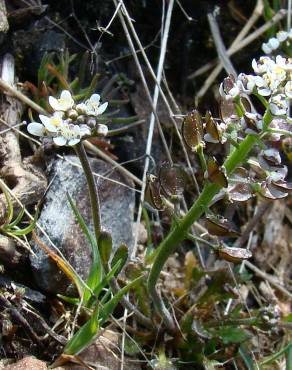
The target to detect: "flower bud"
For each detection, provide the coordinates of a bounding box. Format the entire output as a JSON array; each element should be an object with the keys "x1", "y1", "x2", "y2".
[
  {"x1": 86, "y1": 117, "x2": 97, "y2": 128},
  {"x1": 96, "y1": 124, "x2": 108, "y2": 137},
  {"x1": 67, "y1": 109, "x2": 78, "y2": 120}
]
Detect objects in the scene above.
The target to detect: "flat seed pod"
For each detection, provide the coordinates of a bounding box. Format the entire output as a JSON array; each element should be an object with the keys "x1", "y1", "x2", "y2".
[
  {"x1": 217, "y1": 246, "x2": 252, "y2": 263},
  {"x1": 271, "y1": 180, "x2": 292, "y2": 192},
  {"x1": 228, "y1": 183, "x2": 253, "y2": 202},
  {"x1": 182, "y1": 110, "x2": 204, "y2": 150},
  {"x1": 145, "y1": 174, "x2": 165, "y2": 211},
  {"x1": 205, "y1": 215, "x2": 240, "y2": 237},
  {"x1": 259, "y1": 183, "x2": 288, "y2": 200},
  {"x1": 207, "y1": 157, "x2": 228, "y2": 188},
  {"x1": 204, "y1": 111, "x2": 221, "y2": 143},
  {"x1": 231, "y1": 167, "x2": 250, "y2": 181},
  {"x1": 219, "y1": 98, "x2": 239, "y2": 125},
  {"x1": 262, "y1": 148, "x2": 281, "y2": 166},
  {"x1": 159, "y1": 162, "x2": 185, "y2": 197},
  {"x1": 241, "y1": 97, "x2": 252, "y2": 113}
]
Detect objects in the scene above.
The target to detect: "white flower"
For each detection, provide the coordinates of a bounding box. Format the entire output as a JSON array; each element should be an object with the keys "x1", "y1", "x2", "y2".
[
  {"x1": 276, "y1": 31, "x2": 288, "y2": 42},
  {"x1": 269, "y1": 94, "x2": 288, "y2": 116},
  {"x1": 39, "y1": 112, "x2": 64, "y2": 133},
  {"x1": 79, "y1": 94, "x2": 108, "y2": 117},
  {"x1": 219, "y1": 76, "x2": 240, "y2": 100},
  {"x1": 237, "y1": 73, "x2": 255, "y2": 94},
  {"x1": 53, "y1": 121, "x2": 91, "y2": 146},
  {"x1": 262, "y1": 43, "x2": 272, "y2": 54},
  {"x1": 252, "y1": 57, "x2": 275, "y2": 74},
  {"x1": 275, "y1": 55, "x2": 292, "y2": 71},
  {"x1": 254, "y1": 76, "x2": 271, "y2": 96},
  {"x1": 49, "y1": 90, "x2": 74, "y2": 112},
  {"x1": 267, "y1": 37, "x2": 280, "y2": 51},
  {"x1": 289, "y1": 29, "x2": 292, "y2": 39}
]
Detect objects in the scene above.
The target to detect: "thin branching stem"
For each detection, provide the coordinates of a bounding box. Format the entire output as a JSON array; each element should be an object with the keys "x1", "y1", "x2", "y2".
[{"x1": 147, "y1": 134, "x2": 258, "y2": 330}]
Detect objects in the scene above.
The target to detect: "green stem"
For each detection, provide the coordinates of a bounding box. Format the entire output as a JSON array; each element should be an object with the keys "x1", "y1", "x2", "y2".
[
  {"x1": 75, "y1": 142, "x2": 101, "y2": 242},
  {"x1": 147, "y1": 134, "x2": 258, "y2": 329}
]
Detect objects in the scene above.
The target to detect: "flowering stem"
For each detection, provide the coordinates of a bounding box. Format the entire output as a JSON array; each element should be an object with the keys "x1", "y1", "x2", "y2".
[
  {"x1": 147, "y1": 134, "x2": 258, "y2": 330},
  {"x1": 75, "y1": 141, "x2": 101, "y2": 241}
]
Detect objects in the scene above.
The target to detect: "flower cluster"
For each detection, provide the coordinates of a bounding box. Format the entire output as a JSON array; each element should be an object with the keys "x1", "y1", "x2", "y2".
[
  {"x1": 220, "y1": 55, "x2": 292, "y2": 117},
  {"x1": 27, "y1": 91, "x2": 108, "y2": 146},
  {"x1": 262, "y1": 29, "x2": 292, "y2": 54}
]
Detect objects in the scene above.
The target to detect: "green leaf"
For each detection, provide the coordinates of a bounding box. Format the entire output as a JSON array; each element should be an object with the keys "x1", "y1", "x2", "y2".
[
  {"x1": 7, "y1": 207, "x2": 25, "y2": 228},
  {"x1": 239, "y1": 346, "x2": 255, "y2": 370},
  {"x1": 286, "y1": 343, "x2": 292, "y2": 370},
  {"x1": 87, "y1": 260, "x2": 122, "y2": 307},
  {"x1": 7, "y1": 207, "x2": 39, "y2": 236},
  {"x1": 99, "y1": 275, "x2": 143, "y2": 325},
  {"x1": 64, "y1": 275, "x2": 142, "y2": 356},
  {"x1": 111, "y1": 244, "x2": 128, "y2": 276},
  {"x1": 98, "y1": 231, "x2": 112, "y2": 268},
  {"x1": 64, "y1": 305, "x2": 100, "y2": 356},
  {"x1": 77, "y1": 51, "x2": 89, "y2": 89},
  {"x1": 217, "y1": 326, "x2": 250, "y2": 345}
]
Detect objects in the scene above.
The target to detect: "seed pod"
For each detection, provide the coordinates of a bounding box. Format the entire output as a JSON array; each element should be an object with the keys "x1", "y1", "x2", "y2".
[
  {"x1": 228, "y1": 183, "x2": 253, "y2": 202},
  {"x1": 145, "y1": 174, "x2": 165, "y2": 211},
  {"x1": 204, "y1": 111, "x2": 222, "y2": 143},
  {"x1": 182, "y1": 110, "x2": 204, "y2": 151},
  {"x1": 205, "y1": 215, "x2": 240, "y2": 237},
  {"x1": 217, "y1": 246, "x2": 252, "y2": 263},
  {"x1": 159, "y1": 162, "x2": 185, "y2": 197},
  {"x1": 206, "y1": 157, "x2": 228, "y2": 188},
  {"x1": 219, "y1": 98, "x2": 239, "y2": 125}
]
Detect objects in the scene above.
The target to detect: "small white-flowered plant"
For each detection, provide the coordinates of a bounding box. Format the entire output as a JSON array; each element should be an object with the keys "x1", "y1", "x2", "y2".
[
  {"x1": 262, "y1": 28, "x2": 292, "y2": 54},
  {"x1": 27, "y1": 90, "x2": 108, "y2": 146},
  {"x1": 220, "y1": 54, "x2": 292, "y2": 120}
]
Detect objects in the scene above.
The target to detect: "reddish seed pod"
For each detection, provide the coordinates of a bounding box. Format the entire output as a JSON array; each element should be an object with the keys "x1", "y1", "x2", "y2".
[{"x1": 217, "y1": 246, "x2": 252, "y2": 263}]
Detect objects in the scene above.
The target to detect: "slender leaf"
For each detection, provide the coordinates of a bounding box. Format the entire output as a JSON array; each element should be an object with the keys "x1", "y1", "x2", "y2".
[
  {"x1": 99, "y1": 275, "x2": 143, "y2": 325},
  {"x1": 8, "y1": 207, "x2": 39, "y2": 236},
  {"x1": 98, "y1": 231, "x2": 112, "y2": 267},
  {"x1": 64, "y1": 275, "x2": 142, "y2": 356},
  {"x1": 239, "y1": 346, "x2": 255, "y2": 370},
  {"x1": 111, "y1": 244, "x2": 128, "y2": 276},
  {"x1": 7, "y1": 207, "x2": 25, "y2": 228}
]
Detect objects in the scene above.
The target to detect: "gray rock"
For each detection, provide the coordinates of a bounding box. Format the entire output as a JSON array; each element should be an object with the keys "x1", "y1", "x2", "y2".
[{"x1": 30, "y1": 155, "x2": 135, "y2": 295}]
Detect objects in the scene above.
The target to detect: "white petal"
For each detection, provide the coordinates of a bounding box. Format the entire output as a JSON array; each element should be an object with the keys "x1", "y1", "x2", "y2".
[
  {"x1": 49, "y1": 96, "x2": 61, "y2": 111},
  {"x1": 262, "y1": 43, "x2": 272, "y2": 54},
  {"x1": 60, "y1": 90, "x2": 73, "y2": 102},
  {"x1": 277, "y1": 31, "x2": 288, "y2": 42},
  {"x1": 68, "y1": 138, "x2": 80, "y2": 146},
  {"x1": 27, "y1": 122, "x2": 45, "y2": 136},
  {"x1": 89, "y1": 94, "x2": 100, "y2": 104},
  {"x1": 97, "y1": 102, "x2": 108, "y2": 115},
  {"x1": 254, "y1": 76, "x2": 266, "y2": 87},
  {"x1": 39, "y1": 115, "x2": 58, "y2": 132},
  {"x1": 258, "y1": 87, "x2": 271, "y2": 96},
  {"x1": 53, "y1": 136, "x2": 67, "y2": 146},
  {"x1": 76, "y1": 103, "x2": 87, "y2": 113},
  {"x1": 267, "y1": 37, "x2": 280, "y2": 50}
]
